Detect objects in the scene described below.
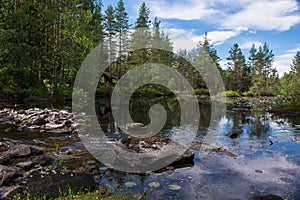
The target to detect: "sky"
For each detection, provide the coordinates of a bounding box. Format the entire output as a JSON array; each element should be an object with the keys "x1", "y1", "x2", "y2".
[{"x1": 102, "y1": 0, "x2": 300, "y2": 76}]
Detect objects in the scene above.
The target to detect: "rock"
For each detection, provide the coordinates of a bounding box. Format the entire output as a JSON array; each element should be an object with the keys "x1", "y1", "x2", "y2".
[
  {"x1": 0, "y1": 144, "x2": 44, "y2": 164},
  {"x1": 7, "y1": 144, "x2": 44, "y2": 157},
  {"x1": 233, "y1": 99, "x2": 252, "y2": 110},
  {"x1": 0, "y1": 108, "x2": 76, "y2": 133},
  {"x1": 249, "y1": 194, "x2": 284, "y2": 200},
  {"x1": 31, "y1": 154, "x2": 55, "y2": 167},
  {"x1": 4, "y1": 128, "x2": 11, "y2": 133},
  {"x1": 0, "y1": 185, "x2": 24, "y2": 200},
  {"x1": 125, "y1": 123, "x2": 145, "y2": 131},
  {"x1": 0, "y1": 165, "x2": 22, "y2": 186},
  {"x1": 116, "y1": 134, "x2": 195, "y2": 168},
  {"x1": 27, "y1": 171, "x2": 96, "y2": 198},
  {"x1": 190, "y1": 141, "x2": 237, "y2": 158},
  {"x1": 118, "y1": 134, "x2": 171, "y2": 153},
  {"x1": 31, "y1": 117, "x2": 47, "y2": 126},
  {"x1": 16, "y1": 161, "x2": 34, "y2": 171},
  {"x1": 225, "y1": 132, "x2": 241, "y2": 139}
]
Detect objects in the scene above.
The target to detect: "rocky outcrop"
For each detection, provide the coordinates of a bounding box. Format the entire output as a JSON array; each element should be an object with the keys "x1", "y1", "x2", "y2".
[
  {"x1": 116, "y1": 134, "x2": 195, "y2": 167},
  {"x1": 0, "y1": 108, "x2": 77, "y2": 133},
  {"x1": 0, "y1": 143, "x2": 96, "y2": 199}
]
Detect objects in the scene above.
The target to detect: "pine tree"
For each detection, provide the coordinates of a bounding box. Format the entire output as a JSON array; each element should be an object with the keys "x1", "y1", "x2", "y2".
[
  {"x1": 103, "y1": 5, "x2": 116, "y2": 84},
  {"x1": 150, "y1": 17, "x2": 173, "y2": 65},
  {"x1": 115, "y1": 0, "x2": 129, "y2": 76},
  {"x1": 130, "y1": 2, "x2": 151, "y2": 65},
  {"x1": 227, "y1": 43, "x2": 250, "y2": 92},
  {"x1": 135, "y1": 2, "x2": 150, "y2": 28},
  {"x1": 250, "y1": 43, "x2": 276, "y2": 95},
  {"x1": 194, "y1": 32, "x2": 222, "y2": 93},
  {"x1": 291, "y1": 51, "x2": 300, "y2": 76}
]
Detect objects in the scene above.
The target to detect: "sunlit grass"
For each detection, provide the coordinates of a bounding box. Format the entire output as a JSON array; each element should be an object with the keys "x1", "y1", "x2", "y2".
[{"x1": 10, "y1": 187, "x2": 136, "y2": 200}]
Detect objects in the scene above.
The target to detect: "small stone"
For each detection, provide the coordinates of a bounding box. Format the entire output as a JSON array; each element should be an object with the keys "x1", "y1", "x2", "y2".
[{"x1": 16, "y1": 161, "x2": 34, "y2": 170}]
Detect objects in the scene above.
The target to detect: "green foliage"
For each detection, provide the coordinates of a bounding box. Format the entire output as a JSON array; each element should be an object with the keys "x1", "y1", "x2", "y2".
[
  {"x1": 218, "y1": 90, "x2": 240, "y2": 97},
  {"x1": 226, "y1": 43, "x2": 251, "y2": 92},
  {"x1": 0, "y1": 0, "x2": 292, "y2": 102},
  {"x1": 248, "y1": 43, "x2": 279, "y2": 96},
  {"x1": 242, "y1": 91, "x2": 259, "y2": 97},
  {"x1": 277, "y1": 52, "x2": 300, "y2": 108},
  {"x1": 0, "y1": 0, "x2": 102, "y2": 100}
]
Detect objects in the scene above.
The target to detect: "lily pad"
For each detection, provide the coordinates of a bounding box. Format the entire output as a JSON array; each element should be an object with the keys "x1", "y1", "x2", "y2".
[
  {"x1": 124, "y1": 181, "x2": 137, "y2": 188},
  {"x1": 168, "y1": 184, "x2": 181, "y2": 190},
  {"x1": 148, "y1": 182, "x2": 160, "y2": 188}
]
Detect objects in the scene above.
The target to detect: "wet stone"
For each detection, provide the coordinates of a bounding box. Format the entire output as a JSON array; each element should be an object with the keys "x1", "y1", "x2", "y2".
[
  {"x1": 0, "y1": 185, "x2": 24, "y2": 200},
  {"x1": 0, "y1": 165, "x2": 22, "y2": 187}
]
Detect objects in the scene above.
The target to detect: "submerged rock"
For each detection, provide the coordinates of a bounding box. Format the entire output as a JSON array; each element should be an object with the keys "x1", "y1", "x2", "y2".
[
  {"x1": 190, "y1": 141, "x2": 237, "y2": 158},
  {"x1": 249, "y1": 194, "x2": 284, "y2": 200}
]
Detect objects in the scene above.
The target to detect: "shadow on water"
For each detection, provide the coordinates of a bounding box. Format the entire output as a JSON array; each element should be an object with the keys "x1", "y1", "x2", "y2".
[{"x1": 1, "y1": 97, "x2": 300, "y2": 199}]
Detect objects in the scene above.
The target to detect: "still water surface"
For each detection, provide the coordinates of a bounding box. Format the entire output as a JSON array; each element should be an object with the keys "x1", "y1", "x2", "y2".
[{"x1": 1, "y1": 97, "x2": 300, "y2": 199}]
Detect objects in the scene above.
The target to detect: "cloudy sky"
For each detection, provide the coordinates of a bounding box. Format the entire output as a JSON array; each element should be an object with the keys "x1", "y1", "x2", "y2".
[{"x1": 102, "y1": 0, "x2": 300, "y2": 75}]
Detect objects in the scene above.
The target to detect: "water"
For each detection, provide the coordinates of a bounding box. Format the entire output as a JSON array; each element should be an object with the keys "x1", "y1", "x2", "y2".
[{"x1": 1, "y1": 97, "x2": 300, "y2": 199}]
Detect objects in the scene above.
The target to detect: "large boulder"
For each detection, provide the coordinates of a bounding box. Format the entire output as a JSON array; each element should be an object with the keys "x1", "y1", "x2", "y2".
[{"x1": 116, "y1": 134, "x2": 195, "y2": 168}]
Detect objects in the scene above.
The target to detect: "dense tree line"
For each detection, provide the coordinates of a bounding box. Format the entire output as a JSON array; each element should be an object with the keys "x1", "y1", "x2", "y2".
[
  {"x1": 0, "y1": 0, "x2": 298, "y2": 106},
  {"x1": 280, "y1": 51, "x2": 300, "y2": 108}
]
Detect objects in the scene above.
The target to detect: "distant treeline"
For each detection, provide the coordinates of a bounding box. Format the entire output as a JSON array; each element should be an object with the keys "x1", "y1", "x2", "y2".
[{"x1": 0, "y1": 1, "x2": 299, "y2": 107}]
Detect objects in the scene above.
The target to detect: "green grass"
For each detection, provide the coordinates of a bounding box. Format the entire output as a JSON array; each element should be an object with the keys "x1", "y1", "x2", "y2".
[{"x1": 10, "y1": 187, "x2": 136, "y2": 200}]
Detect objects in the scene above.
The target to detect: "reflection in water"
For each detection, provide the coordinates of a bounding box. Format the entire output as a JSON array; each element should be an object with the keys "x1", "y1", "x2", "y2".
[
  {"x1": 94, "y1": 97, "x2": 300, "y2": 200},
  {"x1": 1, "y1": 97, "x2": 300, "y2": 199}
]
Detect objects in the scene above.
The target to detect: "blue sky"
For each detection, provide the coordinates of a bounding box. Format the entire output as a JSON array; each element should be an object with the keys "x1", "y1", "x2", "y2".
[{"x1": 102, "y1": 0, "x2": 300, "y2": 76}]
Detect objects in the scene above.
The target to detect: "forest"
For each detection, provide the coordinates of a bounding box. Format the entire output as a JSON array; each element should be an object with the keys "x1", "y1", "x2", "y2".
[{"x1": 1, "y1": 0, "x2": 300, "y2": 109}]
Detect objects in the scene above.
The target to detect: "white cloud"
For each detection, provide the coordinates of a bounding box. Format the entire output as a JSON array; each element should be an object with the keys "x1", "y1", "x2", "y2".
[
  {"x1": 149, "y1": 0, "x2": 219, "y2": 21},
  {"x1": 147, "y1": 0, "x2": 300, "y2": 32},
  {"x1": 164, "y1": 28, "x2": 198, "y2": 51},
  {"x1": 164, "y1": 28, "x2": 247, "y2": 52},
  {"x1": 221, "y1": 0, "x2": 300, "y2": 31},
  {"x1": 240, "y1": 41, "x2": 263, "y2": 49},
  {"x1": 202, "y1": 29, "x2": 245, "y2": 46},
  {"x1": 273, "y1": 44, "x2": 300, "y2": 76}
]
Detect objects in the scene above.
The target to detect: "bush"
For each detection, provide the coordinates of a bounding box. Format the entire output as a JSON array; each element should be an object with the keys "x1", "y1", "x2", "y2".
[{"x1": 218, "y1": 90, "x2": 240, "y2": 97}]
